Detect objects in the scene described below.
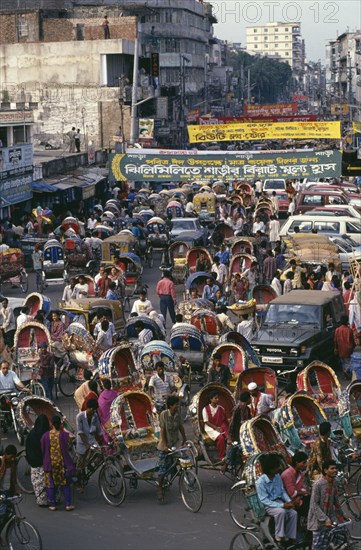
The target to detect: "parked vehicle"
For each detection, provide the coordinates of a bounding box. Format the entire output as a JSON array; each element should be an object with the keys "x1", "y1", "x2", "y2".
[
  {"x1": 170, "y1": 218, "x2": 209, "y2": 247},
  {"x1": 295, "y1": 190, "x2": 348, "y2": 214},
  {"x1": 279, "y1": 215, "x2": 361, "y2": 245}
]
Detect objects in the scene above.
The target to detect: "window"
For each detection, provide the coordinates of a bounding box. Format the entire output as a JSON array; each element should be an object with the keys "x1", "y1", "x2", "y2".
[
  {"x1": 346, "y1": 222, "x2": 361, "y2": 233},
  {"x1": 264, "y1": 28, "x2": 268, "y2": 32},
  {"x1": 302, "y1": 195, "x2": 323, "y2": 205},
  {"x1": 254, "y1": 29, "x2": 258, "y2": 33},
  {"x1": 285, "y1": 52, "x2": 289, "y2": 56},
  {"x1": 264, "y1": 36, "x2": 268, "y2": 41},
  {"x1": 285, "y1": 28, "x2": 289, "y2": 31},
  {"x1": 275, "y1": 44, "x2": 278, "y2": 48},
  {"x1": 254, "y1": 37, "x2": 258, "y2": 41},
  {"x1": 254, "y1": 45, "x2": 258, "y2": 49},
  {"x1": 275, "y1": 36, "x2": 278, "y2": 40},
  {"x1": 314, "y1": 222, "x2": 340, "y2": 234},
  {"x1": 289, "y1": 221, "x2": 312, "y2": 232},
  {"x1": 264, "y1": 44, "x2": 268, "y2": 48},
  {"x1": 275, "y1": 28, "x2": 278, "y2": 32},
  {"x1": 328, "y1": 196, "x2": 343, "y2": 205}
]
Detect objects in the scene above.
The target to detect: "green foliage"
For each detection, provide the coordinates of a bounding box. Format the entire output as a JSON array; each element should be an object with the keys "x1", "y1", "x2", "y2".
[{"x1": 229, "y1": 51, "x2": 293, "y2": 104}]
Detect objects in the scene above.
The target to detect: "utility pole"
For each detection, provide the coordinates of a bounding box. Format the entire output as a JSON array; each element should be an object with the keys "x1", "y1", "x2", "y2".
[
  {"x1": 118, "y1": 76, "x2": 128, "y2": 153},
  {"x1": 348, "y1": 51, "x2": 353, "y2": 125},
  {"x1": 204, "y1": 54, "x2": 209, "y2": 114},
  {"x1": 130, "y1": 17, "x2": 140, "y2": 145},
  {"x1": 247, "y1": 68, "x2": 251, "y2": 103}
]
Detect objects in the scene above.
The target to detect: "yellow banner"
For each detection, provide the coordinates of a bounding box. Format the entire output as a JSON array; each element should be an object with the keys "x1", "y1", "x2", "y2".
[
  {"x1": 352, "y1": 121, "x2": 361, "y2": 134},
  {"x1": 187, "y1": 121, "x2": 341, "y2": 143}
]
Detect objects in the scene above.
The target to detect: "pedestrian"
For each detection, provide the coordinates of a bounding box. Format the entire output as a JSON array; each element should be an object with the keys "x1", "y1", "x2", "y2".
[
  {"x1": 256, "y1": 453, "x2": 297, "y2": 548},
  {"x1": 102, "y1": 15, "x2": 110, "y2": 39},
  {"x1": 248, "y1": 382, "x2": 275, "y2": 417},
  {"x1": 74, "y1": 129, "x2": 81, "y2": 152},
  {"x1": 156, "y1": 271, "x2": 176, "y2": 325},
  {"x1": 81, "y1": 379, "x2": 99, "y2": 411},
  {"x1": 0, "y1": 298, "x2": 15, "y2": 348},
  {"x1": 36, "y1": 342, "x2": 55, "y2": 400},
  {"x1": 41, "y1": 415, "x2": 76, "y2": 511},
  {"x1": 75, "y1": 399, "x2": 103, "y2": 490},
  {"x1": 271, "y1": 270, "x2": 282, "y2": 296},
  {"x1": 25, "y1": 414, "x2": 50, "y2": 506},
  {"x1": 237, "y1": 314, "x2": 254, "y2": 342},
  {"x1": 307, "y1": 421, "x2": 332, "y2": 481},
  {"x1": 263, "y1": 250, "x2": 277, "y2": 285},
  {"x1": 67, "y1": 127, "x2": 76, "y2": 153},
  {"x1": 74, "y1": 368, "x2": 93, "y2": 410},
  {"x1": 157, "y1": 395, "x2": 186, "y2": 500},
  {"x1": 131, "y1": 290, "x2": 153, "y2": 316},
  {"x1": 287, "y1": 198, "x2": 296, "y2": 217},
  {"x1": 0, "y1": 445, "x2": 18, "y2": 496},
  {"x1": 269, "y1": 215, "x2": 280, "y2": 247},
  {"x1": 334, "y1": 314, "x2": 355, "y2": 376},
  {"x1": 307, "y1": 459, "x2": 348, "y2": 550}
]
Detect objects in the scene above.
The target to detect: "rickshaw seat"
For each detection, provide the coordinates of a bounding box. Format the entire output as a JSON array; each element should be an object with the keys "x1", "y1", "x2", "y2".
[
  {"x1": 126, "y1": 276, "x2": 137, "y2": 284},
  {"x1": 131, "y1": 457, "x2": 159, "y2": 476}
]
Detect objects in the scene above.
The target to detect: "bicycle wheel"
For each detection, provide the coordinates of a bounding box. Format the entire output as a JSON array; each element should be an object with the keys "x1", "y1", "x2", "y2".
[
  {"x1": 19, "y1": 270, "x2": 29, "y2": 293},
  {"x1": 229, "y1": 530, "x2": 265, "y2": 550},
  {"x1": 6, "y1": 518, "x2": 42, "y2": 550},
  {"x1": 229, "y1": 488, "x2": 255, "y2": 529},
  {"x1": 59, "y1": 367, "x2": 78, "y2": 397},
  {"x1": 29, "y1": 382, "x2": 45, "y2": 397},
  {"x1": 356, "y1": 471, "x2": 361, "y2": 495},
  {"x1": 17, "y1": 453, "x2": 34, "y2": 495},
  {"x1": 179, "y1": 469, "x2": 203, "y2": 513},
  {"x1": 98, "y1": 460, "x2": 126, "y2": 506},
  {"x1": 343, "y1": 494, "x2": 361, "y2": 540}
]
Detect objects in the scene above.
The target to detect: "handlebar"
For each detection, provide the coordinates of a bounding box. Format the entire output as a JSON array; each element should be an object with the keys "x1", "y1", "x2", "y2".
[{"x1": 0, "y1": 494, "x2": 23, "y2": 503}]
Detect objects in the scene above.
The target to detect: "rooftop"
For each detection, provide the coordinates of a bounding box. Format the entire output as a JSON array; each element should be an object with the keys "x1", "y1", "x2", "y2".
[{"x1": 271, "y1": 290, "x2": 341, "y2": 306}]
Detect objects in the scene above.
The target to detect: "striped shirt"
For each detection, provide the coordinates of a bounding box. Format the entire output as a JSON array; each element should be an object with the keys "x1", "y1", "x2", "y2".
[
  {"x1": 138, "y1": 328, "x2": 153, "y2": 346},
  {"x1": 149, "y1": 373, "x2": 174, "y2": 400}
]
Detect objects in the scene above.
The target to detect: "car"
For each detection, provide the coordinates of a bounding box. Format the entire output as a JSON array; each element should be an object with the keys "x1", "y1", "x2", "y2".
[
  {"x1": 169, "y1": 218, "x2": 210, "y2": 247},
  {"x1": 273, "y1": 191, "x2": 289, "y2": 216},
  {"x1": 263, "y1": 179, "x2": 286, "y2": 192},
  {"x1": 307, "y1": 205, "x2": 360, "y2": 218},
  {"x1": 251, "y1": 290, "x2": 346, "y2": 371},
  {"x1": 329, "y1": 235, "x2": 361, "y2": 271},
  {"x1": 295, "y1": 190, "x2": 348, "y2": 214},
  {"x1": 279, "y1": 214, "x2": 361, "y2": 245}
]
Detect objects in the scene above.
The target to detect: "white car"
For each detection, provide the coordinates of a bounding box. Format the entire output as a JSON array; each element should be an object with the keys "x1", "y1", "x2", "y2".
[
  {"x1": 330, "y1": 236, "x2": 361, "y2": 271},
  {"x1": 279, "y1": 215, "x2": 361, "y2": 245},
  {"x1": 263, "y1": 179, "x2": 286, "y2": 192}
]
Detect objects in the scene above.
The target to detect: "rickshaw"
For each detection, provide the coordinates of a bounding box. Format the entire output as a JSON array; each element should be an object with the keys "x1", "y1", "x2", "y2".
[
  {"x1": 168, "y1": 240, "x2": 190, "y2": 284},
  {"x1": 61, "y1": 216, "x2": 83, "y2": 236},
  {"x1": 101, "y1": 232, "x2": 138, "y2": 262},
  {"x1": 98, "y1": 344, "x2": 141, "y2": 391},
  {"x1": 340, "y1": 380, "x2": 361, "y2": 440},
  {"x1": 59, "y1": 298, "x2": 125, "y2": 335},
  {"x1": 166, "y1": 201, "x2": 184, "y2": 219},
  {"x1": 148, "y1": 193, "x2": 166, "y2": 216},
  {"x1": 104, "y1": 201, "x2": 121, "y2": 215},
  {"x1": 92, "y1": 225, "x2": 114, "y2": 240},
  {"x1": 212, "y1": 182, "x2": 227, "y2": 198},
  {"x1": 190, "y1": 309, "x2": 222, "y2": 347},
  {"x1": 277, "y1": 391, "x2": 328, "y2": 452},
  {"x1": 169, "y1": 324, "x2": 206, "y2": 371},
  {"x1": 239, "y1": 416, "x2": 288, "y2": 461},
  {"x1": 189, "y1": 382, "x2": 235, "y2": 469},
  {"x1": 208, "y1": 343, "x2": 247, "y2": 390},
  {"x1": 146, "y1": 217, "x2": 168, "y2": 249},
  {"x1": 136, "y1": 208, "x2": 154, "y2": 224},
  {"x1": 229, "y1": 237, "x2": 254, "y2": 256},
  {"x1": 124, "y1": 316, "x2": 165, "y2": 342},
  {"x1": 114, "y1": 253, "x2": 142, "y2": 300},
  {"x1": 177, "y1": 297, "x2": 214, "y2": 323},
  {"x1": 140, "y1": 340, "x2": 176, "y2": 372},
  {"x1": 234, "y1": 367, "x2": 277, "y2": 403},
  {"x1": 214, "y1": 222, "x2": 234, "y2": 241},
  {"x1": 63, "y1": 237, "x2": 89, "y2": 279},
  {"x1": 296, "y1": 361, "x2": 341, "y2": 424},
  {"x1": 229, "y1": 254, "x2": 253, "y2": 275},
  {"x1": 43, "y1": 238, "x2": 65, "y2": 283},
  {"x1": 101, "y1": 211, "x2": 116, "y2": 225},
  {"x1": 186, "y1": 247, "x2": 212, "y2": 275},
  {"x1": 192, "y1": 191, "x2": 216, "y2": 223},
  {"x1": 253, "y1": 285, "x2": 278, "y2": 313},
  {"x1": 72, "y1": 274, "x2": 96, "y2": 297},
  {"x1": 184, "y1": 272, "x2": 212, "y2": 299},
  {"x1": 14, "y1": 321, "x2": 51, "y2": 386},
  {"x1": 0, "y1": 248, "x2": 28, "y2": 293},
  {"x1": 109, "y1": 391, "x2": 202, "y2": 511},
  {"x1": 220, "y1": 331, "x2": 261, "y2": 368},
  {"x1": 23, "y1": 292, "x2": 51, "y2": 318},
  {"x1": 169, "y1": 189, "x2": 188, "y2": 205},
  {"x1": 254, "y1": 198, "x2": 274, "y2": 221}
]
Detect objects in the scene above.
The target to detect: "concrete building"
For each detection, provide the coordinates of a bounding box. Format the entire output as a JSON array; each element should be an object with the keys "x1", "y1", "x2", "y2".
[{"x1": 246, "y1": 22, "x2": 305, "y2": 79}]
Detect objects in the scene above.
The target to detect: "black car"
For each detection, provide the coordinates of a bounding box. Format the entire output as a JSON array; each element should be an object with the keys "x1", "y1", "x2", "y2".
[
  {"x1": 252, "y1": 290, "x2": 346, "y2": 371},
  {"x1": 169, "y1": 218, "x2": 210, "y2": 247}
]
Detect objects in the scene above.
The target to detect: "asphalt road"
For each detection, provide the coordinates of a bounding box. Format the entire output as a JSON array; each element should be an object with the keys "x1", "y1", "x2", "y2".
[{"x1": 2, "y1": 253, "x2": 242, "y2": 550}]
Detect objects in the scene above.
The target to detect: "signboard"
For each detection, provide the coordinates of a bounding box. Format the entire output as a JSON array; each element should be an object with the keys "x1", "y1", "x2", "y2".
[
  {"x1": 187, "y1": 121, "x2": 341, "y2": 143},
  {"x1": 109, "y1": 149, "x2": 342, "y2": 182},
  {"x1": 151, "y1": 53, "x2": 159, "y2": 78},
  {"x1": 187, "y1": 109, "x2": 201, "y2": 123},
  {"x1": 292, "y1": 95, "x2": 308, "y2": 102},
  {"x1": 0, "y1": 174, "x2": 33, "y2": 205},
  {"x1": 139, "y1": 118, "x2": 155, "y2": 139},
  {"x1": 243, "y1": 103, "x2": 298, "y2": 117},
  {"x1": 0, "y1": 144, "x2": 34, "y2": 180},
  {"x1": 331, "y1": 104, "x2": 349, "y2": 115},
  {"x1": 0, "y1": 111, "x2": 34, "y2": 125},
  {"x1": 199, "y1": 115, "x2": 317, "y2": 125},
  {"x1": 352, "y1": 121, "x2": 361, "y2": 134},
  {"x1": 156, "y1": 97, "x2": 168, "y2": 119}
]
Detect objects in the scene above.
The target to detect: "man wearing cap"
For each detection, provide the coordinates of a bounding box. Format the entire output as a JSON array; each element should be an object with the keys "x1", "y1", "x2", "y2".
[
  {"x1": 248, "y1": 382, "x2": 275, "y2": 418},
  {"x1": 207, "y1": 353, "x2": 232, "y2": 389},
  {"x1": 36, "y1": 342, "x2": 55, "y2": 400}
]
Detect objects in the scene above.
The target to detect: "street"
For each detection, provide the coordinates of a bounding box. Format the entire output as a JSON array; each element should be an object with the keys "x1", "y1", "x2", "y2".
[{"x1": 2, "y1": 254, "x2": 242, "y2": 550}]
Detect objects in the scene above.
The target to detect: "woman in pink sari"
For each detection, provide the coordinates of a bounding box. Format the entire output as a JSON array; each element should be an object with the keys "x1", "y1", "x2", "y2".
[
  {"x1": 98, "y1": 378, "x2": 117, "y2": 441},
  {"x1": 202, "y1": 390, "x2": 229, "y2": 460}
]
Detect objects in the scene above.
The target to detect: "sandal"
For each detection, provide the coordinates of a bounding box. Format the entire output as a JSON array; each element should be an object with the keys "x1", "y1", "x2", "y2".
[
  {"x1": 65, "y1": 505, "x2": 75, "y2": 511},
  {"x1": 49, "y1": 506, "x2": 57, "y2": 511}
]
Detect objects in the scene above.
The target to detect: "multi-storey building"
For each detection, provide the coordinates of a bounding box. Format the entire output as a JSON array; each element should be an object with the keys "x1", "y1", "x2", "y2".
[{"x1": 246, "y1": 22, "x2": 305, "y2": 80}]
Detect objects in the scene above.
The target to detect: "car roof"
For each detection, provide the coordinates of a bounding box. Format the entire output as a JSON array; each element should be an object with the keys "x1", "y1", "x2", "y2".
[
  {"x1": 270, "y1": 290, "x2": 340, "y2": 306},
  {"x1": 286, "y1": 215, "x2": 359, "y2": 222},
  {"x1": 172, "y1": 218, "x2": 197, "y2": 222},
  {"x1": 299, "y1": 189, "x2": 345, "y2": 195}
]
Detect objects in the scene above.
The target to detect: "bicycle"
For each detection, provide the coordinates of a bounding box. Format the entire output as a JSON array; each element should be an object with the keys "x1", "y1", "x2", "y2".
[
  {"x1": 0, "y1": 494, "x2": 42, "y2": 550},
  {"x1": 58, "y1": 363, "x2": 86, "y2": 397},
  {"x1": 16, "y1": 451, "x2": 34, "y2": 496},
  {"x1": 333, "y1": 468, "x2": 361, "y2": 541}
]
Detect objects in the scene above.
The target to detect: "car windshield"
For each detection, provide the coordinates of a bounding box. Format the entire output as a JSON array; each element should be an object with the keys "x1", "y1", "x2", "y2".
[
  {"x1": 172, "y1": 220, "x2": 198, "y2": 231},
  {"x1": 264, "y1": 304, "x2": 320, "y2": 326},
  {"x1": 277, "y1": 193, "x2": 288, "y2": 201},
  {"x1": 333, "y1": 239, "x2": 353, "y2": 252},
  {"x1": 264, "y1": 180, "x2": 285, "y2": 189}
]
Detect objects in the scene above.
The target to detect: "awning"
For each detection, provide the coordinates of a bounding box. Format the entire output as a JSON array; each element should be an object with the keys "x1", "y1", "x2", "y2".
[{"x1": 32, "y1": 181, "x2": 60, "y2": 192}]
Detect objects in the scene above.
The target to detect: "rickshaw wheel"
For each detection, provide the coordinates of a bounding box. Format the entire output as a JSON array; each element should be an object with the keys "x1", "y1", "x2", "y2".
[
  {"x1": 19, "y1": 270, "x2": 29, "y2": 293},
  {"x1": 98, "y1": 459, "x2": 126, "y2": 506},
  {"x1": 58, "y1": 367, "x2": 78, "y2": 397},
  {"x1": 16, "y1": 451, "x2": 34, "y2": 494},
  {"x1": 229, "y1": 488, "x2": 256, "y2": 529},
  {"x1": 229, "y1": 531, "x2": 265, "y2": 550},
  {"x1": 147, "y1": 251, "x2": 154, "y2": 268},
  {"x1": 179, "y1": 469, "x2": 203, "y2": 513}
]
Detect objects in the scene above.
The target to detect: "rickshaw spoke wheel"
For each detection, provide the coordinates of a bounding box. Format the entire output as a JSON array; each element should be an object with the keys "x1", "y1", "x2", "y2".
[
  {"x1": 98, "y1": 460, "x2": 126, "y2": 506},
  {"x1": 6, "y1": 518, "x2": 42, "y2": 550},
  {"x1": 58, "y1": 368, "x2": 78, "y2": 397},
  {"x1": 229, "y1": 531, "x2": 265, "y2": 550},
  {"x1": 342, "y1": 494, "x2": 361, "y2": 540},
  {"x1": 29, "y1": 382, "x2": 45, "y2": 397},
  {"x1": 229, "y1": 488, "x2": 255, "y2": 529},
  {"x1": 17, "y1": 452, "x2": 34, "y2": 494},
  {"x1": 20, "y1": 271, "x2": 29, "y2": 293},
  {"x1": 179, "y1": 469, "x2": 203, "y2": 513}
]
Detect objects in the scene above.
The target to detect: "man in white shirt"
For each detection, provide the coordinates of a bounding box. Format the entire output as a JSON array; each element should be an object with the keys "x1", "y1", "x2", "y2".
[
  {"x1": 237, "y1": 314, "x2": 254, "y2": 342},
  {"x1": 269, "y1": 215, "x2": 280, "y2": 246},
  {"x1": 149, "y1": 362, "x2": 175, "y2": 404},
  {"x1": 93, "y1": 315, "x2": 116, "y2": 342},
  {"x1": 271, "y1": 191, "x2": 279, "y2": 215},
  {"x1": 252, "y1": 216, "x2": 265, "y2": 234},
  {"x1": 87, "y1": 214, "x2": 97, "y2": 230},
  {"x1": 271, "y1": 272, "x2": 282, "y2": 297},
  {"x1": 62, "y1": 279, "x2": 77, "y2": 303},
  {"x1": 75, "y1": 275, "x2": 89, "y2": 298},
  {"x1": 287, "y1": 199, "x2": 296, "y2": 217},
  {"x1": 0, "y1": 360, "x2": 28, "y2": 392},
  {"x1": 216, "y1": 306, "x2": 234, "y2": 332},
  {"x1": 95, "y1": 320, "x2": 114, "y2": 351},
  {"x1": 131, "y1": 291, "x2": 153, "y2": 316},
  {"x1": 255, "y1": 180, "x2": 263, "y2": 194},
  {"x1": 185, "y1": 201, "x2": 194, "y2": 214},
  {"x1": 248, "y1": 382, "x2": 275, "y2": 418},
  {"x1": 211, "y1": 257, "x2": 228, "y2": 287},
  {"x1": 16, "y1": 307, "x2": 30, "y2": 329},
  {"x1": 0, "y1": 298, "x2": 15, "y2": 347}
]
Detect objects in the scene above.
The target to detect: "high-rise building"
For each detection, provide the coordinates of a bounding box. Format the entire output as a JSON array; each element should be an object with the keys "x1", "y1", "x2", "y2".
[{"x1": 246, "y1": 22, "x2": 305, "y2": 77}]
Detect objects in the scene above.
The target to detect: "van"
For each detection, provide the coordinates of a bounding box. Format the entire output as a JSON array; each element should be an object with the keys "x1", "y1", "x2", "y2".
[{"x1": 279, "y1": 215, "x2": 361, "y2": 245}]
